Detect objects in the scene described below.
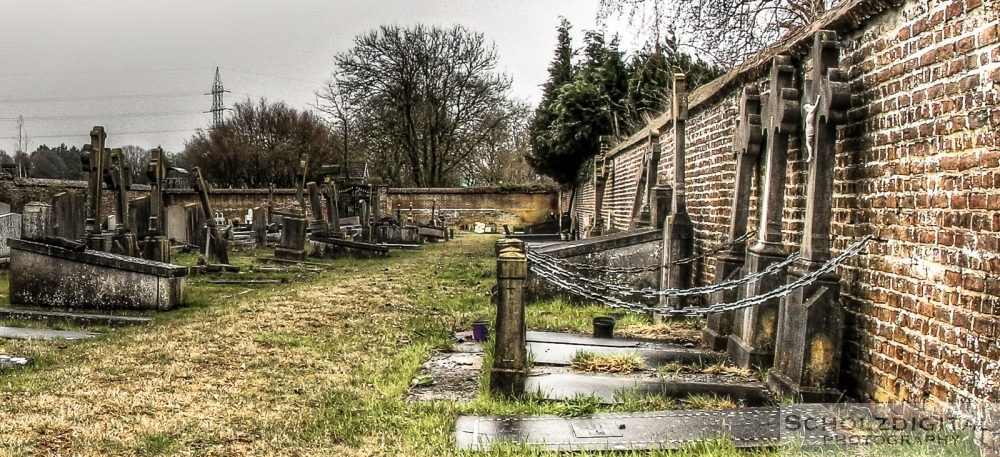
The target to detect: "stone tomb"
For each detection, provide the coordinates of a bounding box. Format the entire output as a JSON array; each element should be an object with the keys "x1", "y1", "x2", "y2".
[{"x1": 9, "y1": 238, "x2": 187, "y2": 311}]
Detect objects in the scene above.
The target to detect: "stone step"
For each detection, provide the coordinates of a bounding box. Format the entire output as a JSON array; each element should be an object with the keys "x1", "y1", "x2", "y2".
[
  {"x1": 0, "y1": 307, "x2": 151, "y2": 327},
  {"x1": 0, "y1": 326, "x2": 98, "y2": 340},
  {"x1": 528, "y1": 341, "x2": 722, "y2": 367},
  {"x1": 527, "y1": 371, "x2": 770, "y2": 405}
]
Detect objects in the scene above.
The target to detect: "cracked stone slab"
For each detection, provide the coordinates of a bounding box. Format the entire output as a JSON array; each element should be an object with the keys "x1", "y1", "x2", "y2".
[
  {"x1": 526, "y1": 331, "x2": 642, "y2": 348},
  {"x1": 528, "y1": 341, "x2": 723, "y2": 367},
  {"x1": 527, "y1": 371, "x2": 770, "y2": 406},
  {"x1": 0, "y1": 326, "x2": 99, "y2": 340},
  {"x1": 456, "y1": 406, "x2": 842, "y2": 451}
]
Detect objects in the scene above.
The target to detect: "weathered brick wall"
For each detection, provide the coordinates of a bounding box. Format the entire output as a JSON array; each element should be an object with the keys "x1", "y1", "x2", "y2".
[
  {"x1": 569, "y1": 0, "x2": 1000, "y2": 407},
  {"x1": 381, "y1": 187, "x2": 559, "y2": 227}
]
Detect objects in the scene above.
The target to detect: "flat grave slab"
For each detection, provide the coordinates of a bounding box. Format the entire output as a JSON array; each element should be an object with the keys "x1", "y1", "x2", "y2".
[
  {"x1": 526, "y1": 371, "x2": 769, "y2": 405},
  {"x1": 456, "y1": 406, "x2": 841, "y2": 451},
  {"x1": 0, "y1": 307, "x2": 150, "y2": 327},
  {"x1": 526, "y1": 331, "x2": 641, "y2": 348},
  {"x1": 0, "y1": 326, "x2": 98, "y2": 340},
  {"x1": 406, "y1": 351, "x2": 483, "y2": 402},
  {"x1": 528, "y1": 341, "x2": 723, "y2": 367}
]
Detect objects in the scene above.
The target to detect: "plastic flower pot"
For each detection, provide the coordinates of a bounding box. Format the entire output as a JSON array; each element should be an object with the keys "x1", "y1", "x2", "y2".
[
  {"x1": 592, "y1": 316, "x2": 616, "y2": 339},
  {"x1": 471, "y1": 320, "x2": 489, "y2": 342}
]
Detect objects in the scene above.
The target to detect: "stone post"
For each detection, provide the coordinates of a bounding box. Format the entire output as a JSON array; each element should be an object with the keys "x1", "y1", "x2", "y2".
[
  {"x1": 323, "y1": 177, "x2": 342, "y2": 239},
  {"x1": 252, "y1": 206, "x2": 267, "y2": 244},
  {"x1": 659, "y1": 74, "x2": 693, "y2": 314},
  {"x1": 729, "y1": 56, "x2": 801, "y2": 368},
  {"x1": 591, "y1": 137, "x2": 610, "y2": 236},
  {"x1": 490, "y1": 240, "x2": 527, "y2": 398},
  {"x1": 768, "y1": 31, "x2": 851, "y2": 401},
  {"x1": 21, "y1": 202, "x2": 52, "y2": 241},
  {"x1": 704, "y1": 86, "x2": 763, "y2": 351},
  {"x1": 360, "y1": 200, "x2": 370, "y2": 242}
]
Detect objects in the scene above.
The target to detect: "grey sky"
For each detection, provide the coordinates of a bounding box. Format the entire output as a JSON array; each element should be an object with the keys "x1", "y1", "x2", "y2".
[{"x1": 0, "y1": 0, "x2": 605, "y2": 153}]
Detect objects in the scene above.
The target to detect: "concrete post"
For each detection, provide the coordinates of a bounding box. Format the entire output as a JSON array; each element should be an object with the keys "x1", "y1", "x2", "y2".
[
  {"x1": 490, "y1": 240, "x2": 528, "y2": 398},
  {"x1": 704, "y1": 86, "x2": 763, "y2": 351},
  {"x1": 729, "y1": 56, "x2": 800, "y2": 368},
  {"x1": 659, "y1": 74, "x2": 693, "y2": 315},
  {"x1": 768, "y1": 31, "x2": 851, "y2": 402}
]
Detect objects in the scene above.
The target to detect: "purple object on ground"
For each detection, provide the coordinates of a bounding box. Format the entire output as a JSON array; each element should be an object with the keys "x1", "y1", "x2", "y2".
[{"x1": 472, "y1": 321, "x2": 489, "y2": 341}]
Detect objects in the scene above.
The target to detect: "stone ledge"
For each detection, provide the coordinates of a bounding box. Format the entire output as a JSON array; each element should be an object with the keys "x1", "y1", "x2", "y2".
[
  {"x1": 533, "y1": 228, "x2": 661, "y2": 257},
  {"x1": 8, "y1": 238, "x2": 187, "y2": 278}
]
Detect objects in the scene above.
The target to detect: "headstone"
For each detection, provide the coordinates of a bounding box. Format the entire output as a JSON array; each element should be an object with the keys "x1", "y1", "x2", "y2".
[
  {"x1": 82, "y1": 126, "x2": 111, "y2": 252},
  {"x1": 21, "y1": 202, "x2": 52, "y2": 241},
  {"x1": 728, "y1": 56, "x2": 800, "y2": 367},
  {"x1": 275, "y1": 216, "x2": 308, "y2": 261},
  {"x1": 0, "y1": 213, "x2": 22, "y2": 257},
  {"x1": 0, "y1": 202, "x2": 10, "y2": 215},
  {"x1": 704, "y1": 85, "x2": 763, "y2": 351},
  {"x1": 51, "y1": 191, "x2": 85, "y2": 241},
  {"x1": 251, "y1": 206, "x2": 267, "y2": 244},
  {"x1": 129, "y1": 196, "x2": 151, "y2": 240},
  {"x1": 768, "y1": 31, "x2": 851, "y2": 402},
  {"x1": 165, "y1": 205, "x2": 190, "y2": 244}
]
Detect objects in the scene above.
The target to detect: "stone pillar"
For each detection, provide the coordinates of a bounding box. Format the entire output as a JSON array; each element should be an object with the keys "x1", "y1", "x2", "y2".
[
  {"x1": 252, "y1": 206, "x2": 268, "y2": 244},
  {"x1": 490, "y1": 240, "x2": 527, "y2": 398},
  {"x1": 360, "y1": 200, "x2": 370, "y2": 242},
  {"x1": 21, "y1": 202, "x2": 52, "y2": 241},
  {"x1": 768, "y1": 31, "x2": 851, "y2": 401},
  {"x1": 636, "y1": 129, "x2": 662, "y2": 227},
  {"x1": 659, "y1": 74, "x2": 693, "y2": 313},
  {"x1": 704, "y1": 86, "x2": 763, "y2": 351},
  {"x1": 729, "y1": 56, "x2": 801, "y2": 368},
  {"x1": 276, "y1": 216, "x2": 308, "y2": 261},
  {"x1": 591, "y1": 137, "x2": 610, "y2": 236}
]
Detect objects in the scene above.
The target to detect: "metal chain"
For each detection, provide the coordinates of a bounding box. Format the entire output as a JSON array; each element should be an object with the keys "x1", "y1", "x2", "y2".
[
  {"x1": 527, "y1": 248, "x2": 800, "y2": 298},
  {"x1": 529, "y1": 231, "x2": 754, "y2": 274},
  {"x1": 527, "y1": 234, "x2": 873, "y2": 316}
]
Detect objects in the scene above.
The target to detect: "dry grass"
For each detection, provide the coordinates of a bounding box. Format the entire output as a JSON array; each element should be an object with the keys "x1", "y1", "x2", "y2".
[
  {"x1": 616, "y1": 320, "x2": 704, "y2": 344},
  {"x1": 658, "y1": 362, "x2": 754, "y2": 378},
  {"x1": 570, "y1": 350, "x2": 646, "y2": 374}
]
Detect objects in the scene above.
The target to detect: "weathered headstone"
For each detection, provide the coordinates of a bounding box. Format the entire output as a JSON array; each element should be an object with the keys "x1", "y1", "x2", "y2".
[
  {"x1": 0, "y1": 213, "x2": 22, "y2": 257},
  {"x1": 129, "y1": 196, "x2": 151, "y2": 240},
  {"x1": 82, "y1": 126, "x2": 112, "y2": 252},
  {"x1": 768, "y1": 31, "x2": 850, "y2": 401},
  {"x1": 51, "y1": 191, "x2": 85, "y2": 241},
  {"x1": 21, "y1": 203, "x2": 52, "y2": 241},
  {"x1": 140, "y1": 148, "x2": 171, "y2": 263},
  {"x1": 108, "y1": 148, "x2": 139, "y2": 257},
  {"x1": 704, "y1": 85, "x2": 763, "y2": 351},
  {"x1": 251, "y1": 206, "x2": 268, "y2": 244},
  {"x1": 728, "y1": 56, "x2": 801, "y2": 367},
  {"x1": 164, "y1": 205, "x2": 189, "y2": 244},
  {"x1": 276, "y1": 216, "x2": 308, "y2": 260}
]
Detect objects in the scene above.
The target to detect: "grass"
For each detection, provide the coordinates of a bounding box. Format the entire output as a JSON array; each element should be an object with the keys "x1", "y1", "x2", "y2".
[
  {"x1": 0, "y1": 235, "x2": 976, "y2": 456},
  {"x1": 571, "y1": 350, "x2": 646, "y2": 374}
]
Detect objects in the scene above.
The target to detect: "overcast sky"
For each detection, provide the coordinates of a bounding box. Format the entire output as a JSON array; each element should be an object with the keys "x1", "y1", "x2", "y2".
[{"x1": 0, "y1": 0, "x2": 610, "y2": 153}]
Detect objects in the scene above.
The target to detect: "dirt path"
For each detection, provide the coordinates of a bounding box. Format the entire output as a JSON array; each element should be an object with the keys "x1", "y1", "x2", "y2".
[{"x1": 0, "y1": 236, "x2": 497, "y2": 456}]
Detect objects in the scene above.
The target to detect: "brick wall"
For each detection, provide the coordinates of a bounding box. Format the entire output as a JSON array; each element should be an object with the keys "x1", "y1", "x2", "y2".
[
  {"x1": 381, "y1": 187, "x2": 559, "y2": 228},
  {"x1": 569, "y1": 0, "x2": 1000, "y2": 407}
]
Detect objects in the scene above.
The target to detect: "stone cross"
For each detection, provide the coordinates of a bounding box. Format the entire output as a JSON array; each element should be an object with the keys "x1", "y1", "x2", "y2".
[
  {"x1": 108, "y1": 148, "x2": 139, "y2": 256},
  {"x1": 322, "y1": 176, "x2": 342, "y2": 238},
  {"x1": 703, "y1": 85, "x2": 763, "y2": 350},
  {"x1": 769, "y1": 31, "x2": 851, "y2": 401},
  {"x1": 658, "y1": 74, "x2": 694, "y2": 313},
  {"x1": 727, "y1": 56, "x2": 801, "y2": 368},
  {"x1": 81, "y1": 126, "x2": 110, "y2": 251},
  {"x1": 591, "y1": 136, "x2": 611, "y2": 236},
  {"x1": 192, "y1": 166, "x2": 230, "y2": 265},
  {"x1": 141, "y1": 148, "x2": 171, "y2": 262}
]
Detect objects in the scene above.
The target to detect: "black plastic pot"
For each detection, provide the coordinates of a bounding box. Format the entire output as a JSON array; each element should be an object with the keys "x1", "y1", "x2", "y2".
[{"x1": 592, "y1": 316, "x2": 616, "y2": 339}]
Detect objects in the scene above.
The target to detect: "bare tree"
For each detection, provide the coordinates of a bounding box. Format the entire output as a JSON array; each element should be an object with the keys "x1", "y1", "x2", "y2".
[
  {"x1": 319, "y1": 24, "x2": 513, "y2": 187},
  {"x1": 461, "y1": 101, "x2": 546, "y2": 186},
  {"x1": 599, "y1": 0, "x2": 833, "y2": 68}
]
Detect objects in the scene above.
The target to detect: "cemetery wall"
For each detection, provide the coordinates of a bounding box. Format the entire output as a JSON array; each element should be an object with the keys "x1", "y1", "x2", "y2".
[
  {"x1": 569, "y1": 0, "x2": 1000, "y2": 406},
  {"x1": 380, "y1": 187, "x2": 560, "y2": 228}
]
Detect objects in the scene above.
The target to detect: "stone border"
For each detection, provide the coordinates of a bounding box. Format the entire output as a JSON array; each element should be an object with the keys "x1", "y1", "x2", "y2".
[{"x1": 8, "y1": 238, "x2": 187, "y2": 278}]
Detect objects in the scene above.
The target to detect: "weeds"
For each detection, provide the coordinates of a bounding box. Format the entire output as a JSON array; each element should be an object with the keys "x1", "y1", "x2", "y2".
[{"x1": 571, "y1": 350, "x2": 646, "y2": 374}]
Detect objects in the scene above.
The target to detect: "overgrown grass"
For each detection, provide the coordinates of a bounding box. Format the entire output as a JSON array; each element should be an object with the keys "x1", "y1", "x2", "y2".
[{"x1": 571, "y1": 350, "x2": 646, "y2": 374}]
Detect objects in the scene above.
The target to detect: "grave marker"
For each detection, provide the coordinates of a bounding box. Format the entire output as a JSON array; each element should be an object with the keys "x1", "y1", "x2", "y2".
[{"x1": 659, "y1": 74, "x2": 694, "y2": 313}]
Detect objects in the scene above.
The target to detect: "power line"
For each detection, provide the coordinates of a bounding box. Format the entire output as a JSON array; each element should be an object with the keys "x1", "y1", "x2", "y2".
[
  {"x1": 0, "y1": 91, "x2": 203, "y2": 104},
  {"x1": 0, "y1": 110, "x2": 205, "y2": 122},
  {"x1": 23, "y1": 128, "x2": 198, "y2": 140}
]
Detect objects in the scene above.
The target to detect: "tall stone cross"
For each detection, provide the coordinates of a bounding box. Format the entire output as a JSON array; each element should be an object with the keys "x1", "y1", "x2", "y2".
[
  {"x1": 768, "y1": 31, "x2": 851, "y2": 401},
  {"x1": 142, "y1": 147, "x2": 171, "y2": 263},
  {"x1": 727, "y1": 55, "x2": 801, "y2": 368},
  {"x1": 658, "y1": 73, "x2": 693, "y2": 313},
  {"x1": 702, "y1": 85, "x2": 762, "y2": 350},
  {"x1": 108, "y1": 148, "x2": 139, "y2": 257},
  {"x1": 81, "y1": 126, "x2": 112, "y2": 251},
  {"x1": 192, "y1": 166, "x2": 231, "y2": 265}
]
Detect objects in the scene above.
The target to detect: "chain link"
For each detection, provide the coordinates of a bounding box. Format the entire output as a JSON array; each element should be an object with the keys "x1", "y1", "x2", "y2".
[
  {"x1": 529, "y1": 231, "x2": 754, "y2": 274},
  {"x1": 527, "y1": 234, "x2": 874, "y2": 316}
]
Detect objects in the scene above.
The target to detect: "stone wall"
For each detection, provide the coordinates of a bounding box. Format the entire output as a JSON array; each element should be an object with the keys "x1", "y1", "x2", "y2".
[
  {"x1": 380, "y1": 187, "x2": 560, "y2": 228},
  {"x1": 568, "y1": 0, "x2": 1000, "y2": 406}
]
